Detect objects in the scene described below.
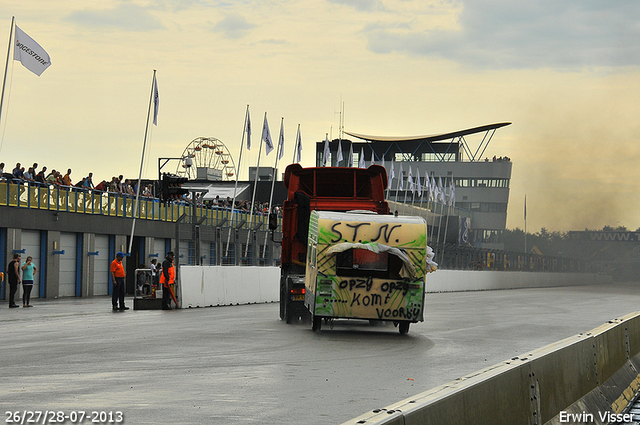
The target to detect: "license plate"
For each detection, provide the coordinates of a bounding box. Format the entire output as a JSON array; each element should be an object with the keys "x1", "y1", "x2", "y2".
[{"x1": 292, "y1": 295, "x2": 304, "y2": 301}]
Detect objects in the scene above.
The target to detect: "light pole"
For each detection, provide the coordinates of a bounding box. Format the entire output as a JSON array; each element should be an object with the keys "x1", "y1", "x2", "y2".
[{"x1": 157, "y1": 156, "x2": 193, "y2": 181}]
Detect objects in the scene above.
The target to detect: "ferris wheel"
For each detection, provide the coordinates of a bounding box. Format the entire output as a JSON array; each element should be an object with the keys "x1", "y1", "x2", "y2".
[{"x1": 176, "y1": 137, "x2": 236, "y2": 181}]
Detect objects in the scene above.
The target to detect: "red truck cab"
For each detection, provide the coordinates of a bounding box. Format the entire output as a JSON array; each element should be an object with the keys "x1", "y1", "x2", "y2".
[{"x1": 277, "y1": 164, "x2": 389, "y2": 322}]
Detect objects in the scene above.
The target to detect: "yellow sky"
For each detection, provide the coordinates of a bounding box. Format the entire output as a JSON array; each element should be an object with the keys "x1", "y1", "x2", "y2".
[{"x1": 1, "y1": 1, "x2": 639, "y2": 232}]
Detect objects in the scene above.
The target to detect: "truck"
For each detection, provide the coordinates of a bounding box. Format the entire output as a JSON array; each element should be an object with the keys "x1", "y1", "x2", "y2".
[{"x1": 272, "y1": 163, "x2": 436, "y2": 333}]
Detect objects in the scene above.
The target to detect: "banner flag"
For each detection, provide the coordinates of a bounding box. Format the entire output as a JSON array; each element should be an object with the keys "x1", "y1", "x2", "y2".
[
  {"x1": 370, "y1": 148, "x2": 375, "y2": 165},
  {"x1": 323, "y1": 135, "x2": 330, "y2": 166},
  {"x1": 262, "y1": 114, "x2": 274, "y2": 155},
  {"x1": 296, "y1": 125, "x2": 302, "y2": 163},
  {"x1": 14, "y1": 25, "x2": 51, "y2": 76},
  {"x1": 348, "y1": 143, "x2": 353, "y2": 167},
  {"x1": 388, "y1": 159, "x2": 395, "y2": 188},
  {"x1": 449, "y1": 181, "x2": 456, "y2": 206},
  {"x1": 416, "y1": 168, "x2": 422, "y2": 197},
  {"x1": 152, "y1": 74, "x2": 159, "y2": 126},
  {"x1": 246, "y1": 109, "x2": 252, "y2": 150},
  {"x1": 358, "y1": 147, "x2": 365, "y2": 168},
  {"x1": 278, "y1": 119, "x2": 284, "y2": 160},
  {"x1": 337, "y1": 139, "x2": 343, "y2": 163},
  {"x1": 408, "y1": 166, "x2": 414, "y2": 194}
]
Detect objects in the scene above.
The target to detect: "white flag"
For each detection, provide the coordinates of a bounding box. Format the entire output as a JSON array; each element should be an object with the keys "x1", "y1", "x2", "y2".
[
  {"x1": 449, "y1": 181, "x2": 456, "y2": 207},
  {"x1": 408, "y1": 166, "x2": 414, "y2": 194},
  {"x1": 277, "y1": 119, "x2": 284, "y2": 160},
  {"x1": 358, "y1": 147, "x2": 365, "y2": 168},
  {"x1": 416, "y1": 168, "x2": 422, "y2": 197},
  {"x1": 438, "y1": 176, "x2": 446, "y2": 203},
  {"x1": 295, "y1": 125, "x2": 302, "y2": 163},
  {"x1": 323, "y1": 135, "x2": 330, "y2": 166},
  {"x1": 398, "y1": 162, "x2": 404, "y2": 190},
  {"x1": 246, "y1": 109, "x2": 252, "y2": 150},
  {"x1": 370, "y1": 149, "x2": 375, "y2": 165},
  {"x1": 14, "y1": 25, "x2": 51, "y2": 76},
  {"x1": 348, "y1": 143, "x2": 354, "y2": 167},
  {"x1": 152, "y1": 74, "x2": 159, "y2": 126},
  {"x1": 388, "y1": 160, "x2": 395, "y2": 188},
  {"x1": 262, "y1": 114, "x2": 273, "y2": 155},
  {"x1": 337, "y1": 139, "x2": 343, "y2": 163},
  {"x1": 381, "y1": 156, "x2": 385, "y2": 170},
  {"x1": 430, "y1": 176, "x2": 437, "y2": 201}
]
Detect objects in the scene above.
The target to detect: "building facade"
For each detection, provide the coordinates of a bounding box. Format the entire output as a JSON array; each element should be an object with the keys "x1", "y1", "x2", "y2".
[{"x1": 315, "y1": 123, "x2": 512, "y2": 249}]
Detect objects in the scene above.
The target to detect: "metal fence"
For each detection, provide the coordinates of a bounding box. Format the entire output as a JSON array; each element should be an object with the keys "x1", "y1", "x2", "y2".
[
  {"x1": 2, "y1": 180, "x2": 595, "y2": 273},
  {"x1": 0, "y1": 180, "x2": 273, "y2": 229}
]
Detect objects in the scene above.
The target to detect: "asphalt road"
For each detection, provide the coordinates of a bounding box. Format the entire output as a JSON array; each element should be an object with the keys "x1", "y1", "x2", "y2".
[{"x1": 1, "y1": 281, "x2": 639, "y2": 425}]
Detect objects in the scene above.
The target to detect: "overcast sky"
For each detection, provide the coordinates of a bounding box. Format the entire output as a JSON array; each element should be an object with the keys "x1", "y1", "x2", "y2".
[{"x1": 1, "y1": 0, "x2": 639, "y2": 232}]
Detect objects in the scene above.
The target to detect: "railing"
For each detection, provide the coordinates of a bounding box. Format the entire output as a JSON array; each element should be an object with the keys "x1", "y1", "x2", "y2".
[
  {"x1": 1, "y1": 180, "x2": 597, "y2": 273},
  {"x1": 432, "y1": 243, "x2": 599, "y2": 274},
  {"x1": 0, "y1": 180, "x2": 274, "y2": 230}
]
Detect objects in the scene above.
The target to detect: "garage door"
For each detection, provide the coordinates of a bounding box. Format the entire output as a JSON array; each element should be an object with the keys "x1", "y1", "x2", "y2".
[
  {"x1": 21, "y1": 230, "x2": 42, "y2": 299},
  {"x1": 153, "y1": 238, "x2": 167, "y2": 260},
  {"x1": 59, "y1": 232, "x2": 78, "y2": 297},
  {"x1": 179, "y1": 240, "x2": 191, "y2": 265},
  {"x1": 93, "y1": 235, "x2": 109, "y2": 296}
]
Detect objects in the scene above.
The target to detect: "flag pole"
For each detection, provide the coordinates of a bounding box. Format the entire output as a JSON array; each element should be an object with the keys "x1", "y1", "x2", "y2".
[
  {"x1": 225, "y1": 105, "x2": 249, "y2": 261},
  {"x1": 394, "y1": 162, "x2": 403, "y2": 214},
  {"x1": 442, "y1": 177, "x2": 454, "y2": 261},
  {"x1": 292, "y1": 124, "x2": 300, "y2": 163},
  {"x1": 402, "y1": 166, "x2": 410, "y2": 215},
  {"x1": 128, "y1": 70, "x2": 156, "y2": 255},
  {"x1": 263, "y1": 117, "x2": 284, "y2": 259},
  {"x1": 0, "y1": 17, "x2": 14, "y2": 150},
  {"x1": 524, "y1": 195, "x2": 527, "y2": 254},
  {"x1": 244, "y1": 112, "x2": 266, "y2": 260}
]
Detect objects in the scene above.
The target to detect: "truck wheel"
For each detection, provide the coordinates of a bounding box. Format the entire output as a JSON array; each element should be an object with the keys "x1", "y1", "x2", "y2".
[
  {"x1": 312, "y1": 315, "x2": 322, "y2": 331},
  {"x1": 399, "y1": 322, "x2": 410, "y2": 335}
]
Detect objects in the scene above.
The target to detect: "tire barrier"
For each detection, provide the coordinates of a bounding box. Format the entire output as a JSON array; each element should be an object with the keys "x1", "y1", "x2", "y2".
[{"x1": 341, "y1": 312, "x2": 640, "y2": 425}]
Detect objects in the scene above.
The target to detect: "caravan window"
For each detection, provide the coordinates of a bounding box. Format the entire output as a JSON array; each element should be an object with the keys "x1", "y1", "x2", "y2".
[{"x1": 335, "y1": 249, "x2": 403, "y2": 279}]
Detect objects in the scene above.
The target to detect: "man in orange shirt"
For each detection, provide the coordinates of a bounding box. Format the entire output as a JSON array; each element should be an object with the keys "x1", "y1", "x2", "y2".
[
  {"x1": 62, "y1": 168, "x2": 72, "y2": 186},
  {"x1": 110, "y1": 252, "x2": 129, "y2": 311},
  {"x1": 160, "y1": 251, "x2": 175, "y2": 310}
]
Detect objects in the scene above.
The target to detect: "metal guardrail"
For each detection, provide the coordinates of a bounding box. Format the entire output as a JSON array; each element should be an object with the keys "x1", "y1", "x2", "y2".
[
  {"x1": 0, "y1": 179, "x2": 274, "y2": 230},
  {"x1": 1, "y1": 180, "x2": 595, "y2": 273}
]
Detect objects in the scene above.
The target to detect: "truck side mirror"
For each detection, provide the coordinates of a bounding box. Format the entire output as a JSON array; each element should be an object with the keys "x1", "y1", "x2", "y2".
[{"x1": 268, "y1": 212, "x2": 278, "y2": 231}]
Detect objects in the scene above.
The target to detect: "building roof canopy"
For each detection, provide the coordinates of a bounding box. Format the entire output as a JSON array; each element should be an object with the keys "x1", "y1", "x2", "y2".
[{"x1": 345, "y1": 122, "x2": 511, "y2": 143}]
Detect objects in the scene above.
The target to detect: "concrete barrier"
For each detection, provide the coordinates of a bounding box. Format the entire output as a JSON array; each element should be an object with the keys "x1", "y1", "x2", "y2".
[
  {"x1": 425, "y1": 270, "x2": 612, "y2": 292},
  {"x1": 178, "y1": 266, "x2": 280, "y2": 308},
  {"x1": 177, "y1": 266, "x2": 610, "y2": 307},
  {"x1": 341, "y1": 312, "x2": 640, "y2": 425}
]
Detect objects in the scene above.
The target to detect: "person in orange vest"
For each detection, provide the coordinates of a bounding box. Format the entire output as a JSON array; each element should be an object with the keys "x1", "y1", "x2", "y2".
[
  {"x1": 160, "y1": 251, "x2": 175, "y2": 310},
  {"x1": 110, "y1": 252, "x2": 129, "y2": 311}
]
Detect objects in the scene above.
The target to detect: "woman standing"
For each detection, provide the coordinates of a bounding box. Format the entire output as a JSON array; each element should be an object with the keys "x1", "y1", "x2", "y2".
[{"x1": 21, "y1": 256, "x2": 37, "y2": 307}]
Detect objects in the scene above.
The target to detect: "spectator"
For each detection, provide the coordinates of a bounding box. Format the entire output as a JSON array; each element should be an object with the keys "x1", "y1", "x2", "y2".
[
  {"x1": 109, "y1": 176, "x2": 119, "y2": 193},
  {"x1": 94, "y1": 180, "x2": 108, "y2": 192},
  {"x1": 84, "y1": 172, "x2": 95, "y2": 190},
  {"x1": 35, "y1": 167, "x2": 47, "y2": 184},
  {"x1": 62, "y1": 169, "x2": 72, "y2": 186},
  {"x1": 0, "y1": 162, "x2": 5, "y2": 174},
  {"x1": 12, "y1": 163, "x2": 24, "y2": 180},
  {"x1": 45, "y1": 169, "x2": 57, "y2": 184},
  {"x1": 23, "y1": 167, "x2": 35, "y2": 182}
]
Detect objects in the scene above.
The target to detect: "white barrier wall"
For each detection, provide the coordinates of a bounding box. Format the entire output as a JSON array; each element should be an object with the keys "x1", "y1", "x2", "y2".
[
  {"x1": 179, "y1": 266, "x2": 280, "y2": 308},
  {"x1": 178, "y1": 266, "x2": 611, "y2": 308},
  {"x1": 426, "y1": 270, "x2": 612, "y2": 292}
]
